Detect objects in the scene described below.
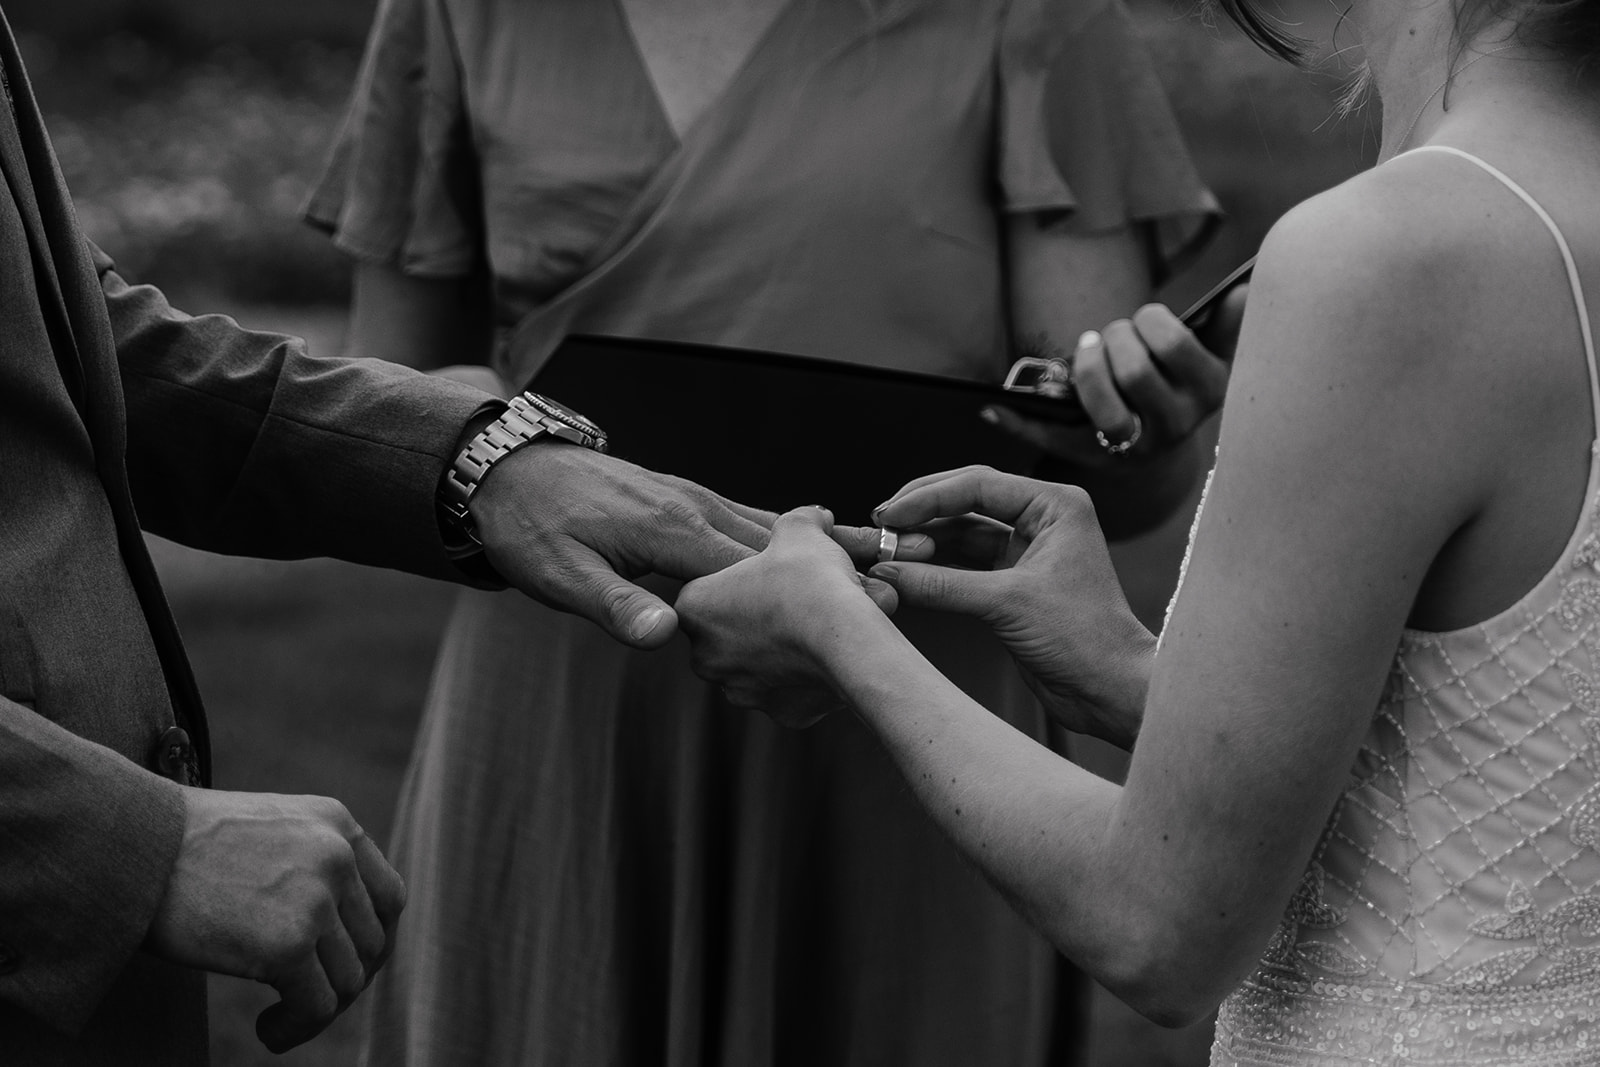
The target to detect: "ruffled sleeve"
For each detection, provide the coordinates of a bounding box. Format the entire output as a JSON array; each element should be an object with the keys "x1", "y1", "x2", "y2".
[
  {"x1": 304, "y1": 0, "x2": 482, "y2": 277},
  {"x1": 998, "y1": 0, "x2": 1220, "y2": 278}
]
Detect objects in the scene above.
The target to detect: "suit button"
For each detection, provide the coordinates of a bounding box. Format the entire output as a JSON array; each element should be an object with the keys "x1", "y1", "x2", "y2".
[
  {"x1": 0, "y1": 941, "x2": 19, "y2": 976},
  {"x1": 153, "y1": 726, "x2": 198, "y2": 786}
]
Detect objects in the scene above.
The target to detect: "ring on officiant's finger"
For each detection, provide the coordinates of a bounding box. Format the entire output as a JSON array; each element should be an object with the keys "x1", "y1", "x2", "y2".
[
  {"x1": 877, "y1": 528, "x2": 900, "y2": 564},
  {"x1": 1095, "y1": 413, "x2": 1142, "y2": 457}
]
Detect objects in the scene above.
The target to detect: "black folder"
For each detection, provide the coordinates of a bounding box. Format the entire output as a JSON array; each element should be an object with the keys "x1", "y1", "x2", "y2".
[{"x1": 528, "y1": 335, "x2": 1078, "y2": 520}]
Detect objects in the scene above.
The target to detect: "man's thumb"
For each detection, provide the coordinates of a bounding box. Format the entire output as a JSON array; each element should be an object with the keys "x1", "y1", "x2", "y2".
[{"x1": 570, "y1": 556, "x2": 678, "y2": 648}]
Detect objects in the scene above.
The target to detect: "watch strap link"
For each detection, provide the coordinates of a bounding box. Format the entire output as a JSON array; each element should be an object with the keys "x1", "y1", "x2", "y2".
[{"x1": 439, "y1": 393, "x2": 607, "y2": 553}]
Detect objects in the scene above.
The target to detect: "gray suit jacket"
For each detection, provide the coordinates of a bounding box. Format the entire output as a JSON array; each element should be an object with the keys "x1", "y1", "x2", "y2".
[{"x1": 0, "y1": 10, "x2": 496, "y2": 1062}]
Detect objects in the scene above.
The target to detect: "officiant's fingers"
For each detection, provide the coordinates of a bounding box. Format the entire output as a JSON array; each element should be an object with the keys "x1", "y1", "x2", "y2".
[
  {"x1": 561, "y1": 544, "x2": 680, "y2": 649},
  {"x1": 866, "y1": 562, "x2": 1000, "y2": 620},
  {"x1": 1134, "y1": 303, "x2": 1227, "y2": 397},
  {"x1": 874, "y1": 467, "x2": 1044, "y2": 531},
  {"x1": 979, "y1": 404, "x2": 1080, "y2": 455},
  {"x1": 1193, "y1": 284, "x2": 1248, "y2": 360},
  {"x1": 1113, "y1": 305, "x2": 1229, "y2": 443},
  {"x1": 1072, "y1": 328, "x2": 1140, "y2": 448}
]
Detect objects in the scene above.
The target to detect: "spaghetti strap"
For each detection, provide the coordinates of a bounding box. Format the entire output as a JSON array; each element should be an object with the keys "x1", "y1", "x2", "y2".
[{"x1": 1399, "y1": 144, "x2": 1600, "y2": 424}]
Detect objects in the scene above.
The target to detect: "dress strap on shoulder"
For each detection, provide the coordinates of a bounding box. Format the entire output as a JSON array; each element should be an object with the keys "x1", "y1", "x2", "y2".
[{"x1": 1398, "y1": 144, "x2": 1600, "y2": 420}]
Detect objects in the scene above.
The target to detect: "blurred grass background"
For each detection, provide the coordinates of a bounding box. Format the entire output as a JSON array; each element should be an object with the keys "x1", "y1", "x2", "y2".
[{"x1": 7, "y1": 0, "x2": 1376, "y2": 1062}]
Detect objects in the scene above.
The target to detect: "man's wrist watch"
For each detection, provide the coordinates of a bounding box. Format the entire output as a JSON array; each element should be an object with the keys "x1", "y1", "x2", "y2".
[{"x1": 438, "y1": 391, "x2": 609, "y2": 557}]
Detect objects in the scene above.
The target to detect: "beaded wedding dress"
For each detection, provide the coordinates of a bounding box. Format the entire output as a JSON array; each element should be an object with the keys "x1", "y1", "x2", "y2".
[{"x1": 1209, "y1": 147, "x2": 1600, "y2": 1066}]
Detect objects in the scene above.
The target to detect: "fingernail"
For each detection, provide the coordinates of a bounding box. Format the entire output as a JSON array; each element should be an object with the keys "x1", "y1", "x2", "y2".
[
  {"x1": 1077, "y1": 329, "x2": 1102, "y2": 350},
  {"x1": 868, "y1": 563, "x2": 900, "y2": 582},
  {"x1": 629, "y1": 607, "x2": 667, "y2": 642},
  {"x1": 871, "y1": 501, "x2": 892, "y2": 524},
  {"x1": 978, "y1": 406, "x2": 999, "y2": 425}
]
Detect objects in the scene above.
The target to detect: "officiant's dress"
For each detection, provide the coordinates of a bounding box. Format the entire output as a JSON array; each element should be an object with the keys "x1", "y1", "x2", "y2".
[
  {"x1": 309, "y1": 1, "x2": 1215, "y2": 1063},
  {"x1": 1210, "y1": 148, "x2": 1600, "y2": 1066}
]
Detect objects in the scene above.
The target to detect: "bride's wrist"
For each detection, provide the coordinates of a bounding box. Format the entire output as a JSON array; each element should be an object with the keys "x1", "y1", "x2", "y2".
[
  {"x1": 803, "y1": 590, "x2": 900, "y2": 690},
  {"x1": 1087, "y1": 627, "x2": 1156, "y2": 749}
]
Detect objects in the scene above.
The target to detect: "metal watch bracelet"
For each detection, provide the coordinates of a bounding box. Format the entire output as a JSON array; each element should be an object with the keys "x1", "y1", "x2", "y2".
[{"x1": 438, "y1": 392, "x2": 608, "y2": 553}]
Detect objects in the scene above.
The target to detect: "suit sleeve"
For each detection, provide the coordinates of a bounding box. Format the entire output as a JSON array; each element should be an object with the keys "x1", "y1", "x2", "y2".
[
  {"x1": 0, "y1": 248, "x2": 500, "y2": 1034},
  {"x1": 92, "y1": 244, "x2": 500, "y2": 580},
  {"x1": 0, "y1": 696, "x2": 185, "y2": 1035}
]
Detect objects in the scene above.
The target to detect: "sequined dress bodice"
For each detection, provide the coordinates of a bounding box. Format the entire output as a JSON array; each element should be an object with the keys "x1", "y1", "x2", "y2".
[{"x1": 1210, "y1": 147, "x2": 1600, "y2": 1066}]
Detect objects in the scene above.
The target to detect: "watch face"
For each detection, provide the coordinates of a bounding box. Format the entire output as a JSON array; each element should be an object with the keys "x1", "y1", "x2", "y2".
[{"x1": 522, "y1": 392, "x2": 607, "y2": 443}]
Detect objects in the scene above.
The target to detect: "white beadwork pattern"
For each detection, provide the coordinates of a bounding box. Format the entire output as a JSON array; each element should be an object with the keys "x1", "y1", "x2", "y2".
[
  {"x1": 1213, "y1": 488, "x2": 1600, "y2": 1063},
  {"x1": 1208, "y1": 147, "x2": 1600, "y2": 1066}
]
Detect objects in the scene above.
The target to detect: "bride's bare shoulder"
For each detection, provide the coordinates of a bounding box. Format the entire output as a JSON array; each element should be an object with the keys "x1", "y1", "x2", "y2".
[
  {"x1": 1246, "y1": 151, "x2": 1555, "y2": 381},
  {"x1": 1256, "y1": 157, "x2": 1498, "y2": 326}
]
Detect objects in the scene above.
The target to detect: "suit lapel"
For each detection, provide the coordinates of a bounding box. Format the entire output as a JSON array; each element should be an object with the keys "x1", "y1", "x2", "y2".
[
  {"x1": 0, "y1": 11, "x2": 211, "y2": 782},
  {"x1": 0, "y1": 16, "x2": 88, "y2": 415}
]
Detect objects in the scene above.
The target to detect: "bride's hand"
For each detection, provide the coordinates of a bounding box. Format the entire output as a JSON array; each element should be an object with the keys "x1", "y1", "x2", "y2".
[
  {"x1": 870, "y1": 467, "x2": 1154, "y2": 747},
  {"x1": 676, "y1": 507, "x2": 909, "y2": 728}
]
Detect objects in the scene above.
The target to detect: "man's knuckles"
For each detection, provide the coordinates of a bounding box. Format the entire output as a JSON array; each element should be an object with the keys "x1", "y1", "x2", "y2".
[
  {"x1": 300, "y1": 794, "x2": 359, "y2": 836},
  {"x1": 654, "y1": 494, "x2": 716, "y2": 535}
]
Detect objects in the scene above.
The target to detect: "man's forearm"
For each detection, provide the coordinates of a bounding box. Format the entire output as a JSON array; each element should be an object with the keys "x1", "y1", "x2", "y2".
[{"x1": 97, "y1": 250, "x2": 497, "y2": 579}]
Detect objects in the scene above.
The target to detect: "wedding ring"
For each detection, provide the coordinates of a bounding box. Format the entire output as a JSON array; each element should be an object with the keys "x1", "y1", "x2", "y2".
[
  {"x1": 1095, "y1": 413, "x2": 1143, "y2": 457},
  {"x1": 877, "y1": 528, "x2": 900, "y2": 564}
]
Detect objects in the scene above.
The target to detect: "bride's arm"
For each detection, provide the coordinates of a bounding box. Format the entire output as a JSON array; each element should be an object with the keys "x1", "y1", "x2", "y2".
[{"x1": 680, "y1": 176, "x2": 1509, "y2": 1024}]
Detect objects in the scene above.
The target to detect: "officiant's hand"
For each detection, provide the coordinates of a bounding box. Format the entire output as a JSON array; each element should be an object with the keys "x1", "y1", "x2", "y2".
[
  {"x1": 470, "y1": 447, "x2": 890, "y2": 650},
  {"x1": 677, "y1": 506, "x2": 909, "y2": 727},
  {"x1": 869, "y1": 467, "x2": 1155, "y2": 748},
  {"x1": 987, "y1": 296, "x2": 1244, "y2": 468}
]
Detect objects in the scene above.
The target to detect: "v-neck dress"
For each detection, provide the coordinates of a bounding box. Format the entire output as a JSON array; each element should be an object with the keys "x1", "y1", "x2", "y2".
[{"x1": 309, "y1": 1, "x2": 1217, "y2": 1064}]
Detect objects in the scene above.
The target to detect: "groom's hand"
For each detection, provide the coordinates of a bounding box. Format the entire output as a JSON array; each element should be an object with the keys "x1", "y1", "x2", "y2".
[
  {"x1": 468, "y1": 445, "x2": 888, "y2": 649},
  {"x1": 145, "y1": 787, "x2": 405, "y2": 1054}
]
